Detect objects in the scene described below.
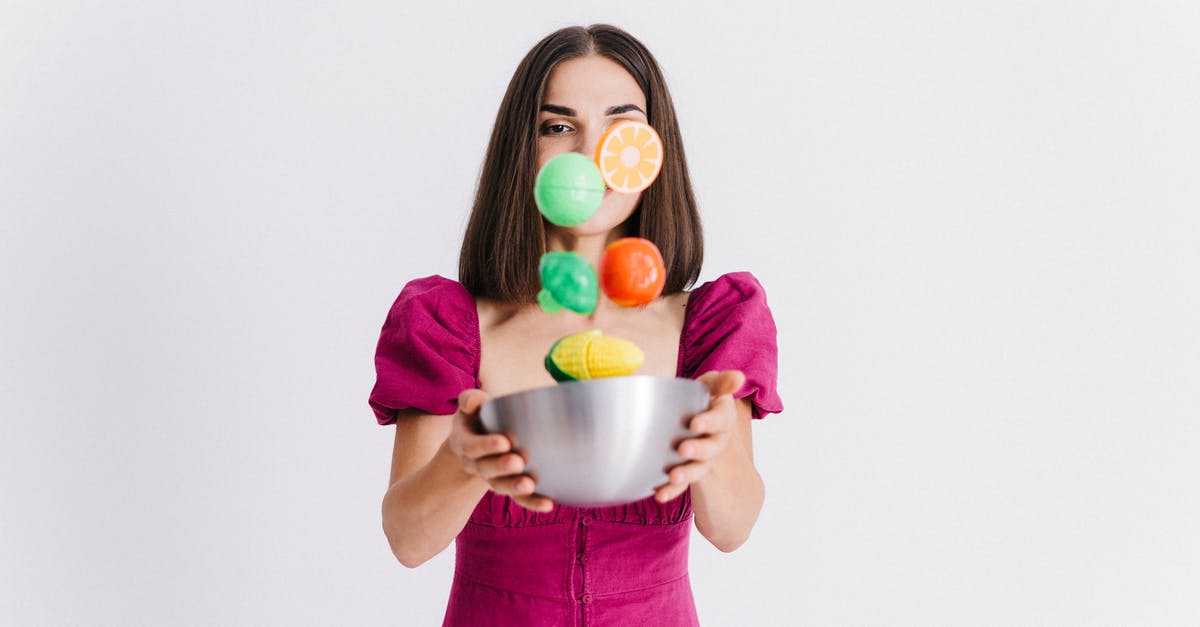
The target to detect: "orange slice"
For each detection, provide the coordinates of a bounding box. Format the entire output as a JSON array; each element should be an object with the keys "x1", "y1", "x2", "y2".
[{"x1": 594, "y1": 120, "x2": 663, "y2": 194}]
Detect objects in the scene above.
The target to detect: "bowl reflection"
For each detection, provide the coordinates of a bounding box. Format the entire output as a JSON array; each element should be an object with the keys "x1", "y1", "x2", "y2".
[{"x1": 479, "y1": 376, "x2": 710, "y2": 507}]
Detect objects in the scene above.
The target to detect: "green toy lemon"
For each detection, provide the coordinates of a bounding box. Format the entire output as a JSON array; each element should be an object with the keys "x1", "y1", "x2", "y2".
[{"x1": 534, "y1": 152, "x2": 605, "y2": 227}]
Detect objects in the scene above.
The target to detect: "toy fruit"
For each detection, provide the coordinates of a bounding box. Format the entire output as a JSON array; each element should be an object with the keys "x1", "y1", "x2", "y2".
[
  {"x1": 594, "y1": 121, "x2": 663, "y2": 194},
  {"x1": 534, "y1": 152, "x2": 606, "y2": 227},
  {"x1": 599, "y1": 237, "x2": 666, "y2": 307},
  {"x1": 544, "y1": 329, "x2": 645, "y2": 382},
  {"x1": 538, "y1": 251, "x2": 599, "y2": 315}
]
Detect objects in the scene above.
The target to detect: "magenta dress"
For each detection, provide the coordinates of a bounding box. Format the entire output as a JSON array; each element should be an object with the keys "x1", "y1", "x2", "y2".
[{"x1": 369, "y1": 272, "x2": 783, "y2": 626}]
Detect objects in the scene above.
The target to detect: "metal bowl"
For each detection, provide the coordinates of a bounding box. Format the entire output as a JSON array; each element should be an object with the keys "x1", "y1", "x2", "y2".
[{"x1": 479, "y1": 375, "x2": 710, "y2": 507}]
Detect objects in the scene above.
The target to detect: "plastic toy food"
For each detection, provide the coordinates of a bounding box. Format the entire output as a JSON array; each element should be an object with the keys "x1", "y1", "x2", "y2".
[
  {"x1": 534, "y1": 152, "x2": 606, "y2": 227},
  {"x1": 599, "y1": 237, "x2": 666, "y2": 307},
  {"x1": 544, "y1": 329, "x2": 645, "y2": 382},
  {"x1": 594, "y1": 121, "x2": 663, "y2": 194},
  {"x1": 538, "y1": 251, "x2": 599, "y2": 315}
]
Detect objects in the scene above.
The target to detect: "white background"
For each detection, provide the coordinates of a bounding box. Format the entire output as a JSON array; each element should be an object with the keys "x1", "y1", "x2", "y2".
[{"x1": 3, "y1": 1, "x2": 1198, "y2": 625}]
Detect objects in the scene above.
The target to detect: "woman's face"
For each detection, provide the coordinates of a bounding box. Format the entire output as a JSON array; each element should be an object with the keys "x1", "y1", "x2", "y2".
[{"x1": 537, "y1": 55, "x2": 649, "y2": 237}]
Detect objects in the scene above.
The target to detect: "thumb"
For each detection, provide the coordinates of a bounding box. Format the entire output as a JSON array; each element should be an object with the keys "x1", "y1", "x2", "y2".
[
  {"x1": 457, "y1": 388, "x2": 488, "y2": 416},
  {"x1": 697, "y1": 370, "x2": 746, "y2": 398}
]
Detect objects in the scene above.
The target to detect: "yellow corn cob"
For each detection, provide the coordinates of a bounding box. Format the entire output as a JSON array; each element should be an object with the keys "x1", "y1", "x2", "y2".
[
  {"x1": 585, "y1": 335, "x2": 644, "y2": 379},
  {"x1": 548, "y1": 329, "x2": 600, "y2": 381},
  {"x1": 545, "y1": 329, "x2": 644, "y2": 382}
]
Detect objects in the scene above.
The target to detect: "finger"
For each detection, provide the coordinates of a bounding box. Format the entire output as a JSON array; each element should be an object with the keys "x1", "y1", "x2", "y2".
[
  {"x1": 488, "y1": 473, "x2": 538, "y2": 497},
  {"x1": 486, "y1": 472, "x2": 555, "y2": 512},
  {"x1": 696, "y1": 370, "x2": 746, "y2": 399},
  {"x1": 666, "y1": 461, "x2": 705, "y2": 486},
  {"x1": 512, "y1": 494, "x2": 556, "y2": 513},
  {"x1": 473, "y1": 453, "x2": 526, "y2": 480},
  {"x1": 688, "y1": 395, "x2": 735, "y2": 434},
  {"x1": 457, "y1": 388, "x2": 489, "y2": 417},
  {"x1": 653, "y1": 481, "x2": 687, "y2": 503},
  {"x1": 453, "y1": 390, "x2": 491, "y2": 439},
  {"x1": 452, "y1": 389, "x2": 507, "y2": 457},
  {"x1": 676, "y1": 434, "x2": 729, "y2": 463},
  {"x1": 457, "y1": 432, "x2": 513, "y2": 460},
  {"x1": 652, "y1": 460, "x2": 710, "y2": 503}
]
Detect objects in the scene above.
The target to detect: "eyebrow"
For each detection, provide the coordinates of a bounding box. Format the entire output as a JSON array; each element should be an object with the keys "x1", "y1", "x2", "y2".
[{"x1": 539, "y1": 103, "x2": 646, "y2": 116}]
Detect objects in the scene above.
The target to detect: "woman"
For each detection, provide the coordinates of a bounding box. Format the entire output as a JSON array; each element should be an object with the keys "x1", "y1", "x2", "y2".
[{"x1": 370, "y1": 24, "x2": 783, "y2": 626}]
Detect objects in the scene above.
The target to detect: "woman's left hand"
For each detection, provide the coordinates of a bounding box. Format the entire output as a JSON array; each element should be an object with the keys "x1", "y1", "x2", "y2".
[{"x1": 653, "y1": 369, "x2": 747, "y2": 503}]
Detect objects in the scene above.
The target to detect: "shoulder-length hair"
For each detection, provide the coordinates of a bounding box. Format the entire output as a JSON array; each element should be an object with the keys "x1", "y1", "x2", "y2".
[{"x1": 458, "y1": 24, "x2": 703, "y2": 303}]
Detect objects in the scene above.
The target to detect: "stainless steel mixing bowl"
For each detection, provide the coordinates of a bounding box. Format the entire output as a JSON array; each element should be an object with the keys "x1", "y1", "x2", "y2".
[{"x1": 479, "y1": 375, "x2": 711, "y2": 507}]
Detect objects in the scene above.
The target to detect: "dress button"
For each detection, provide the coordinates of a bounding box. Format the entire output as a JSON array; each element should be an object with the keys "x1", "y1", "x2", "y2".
[
  {"x1": 578, "y1": 554, "x2": 589, "y2": 564},
  {"x1": 580, "y1": 516, "x2": 593, "y2": 526},
  {"x1": 581, "y1": 594, "x2": 594, "y2": 605}
]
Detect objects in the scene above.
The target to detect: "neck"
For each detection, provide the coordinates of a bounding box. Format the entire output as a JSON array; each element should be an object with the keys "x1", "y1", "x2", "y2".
[
  {"x1": 543, "y1": 224, "x2": 637, "y2": 322},
  {"x1": 544, "y1": 225, "x2": 633, "y2": 269}
]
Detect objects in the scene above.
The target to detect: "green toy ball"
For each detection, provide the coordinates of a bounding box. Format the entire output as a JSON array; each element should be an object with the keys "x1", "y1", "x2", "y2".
[
  {"x1": 538, "y1": 251, "x2": 598, "y2": 315},
  {"x1": 534, "y1": 152, "x2": 605, "y2": 227}
]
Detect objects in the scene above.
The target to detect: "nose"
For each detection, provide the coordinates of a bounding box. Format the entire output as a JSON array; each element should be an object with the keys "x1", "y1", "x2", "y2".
[{"x1": 575, "y1": 124, "x2": 606, "y2": 162}]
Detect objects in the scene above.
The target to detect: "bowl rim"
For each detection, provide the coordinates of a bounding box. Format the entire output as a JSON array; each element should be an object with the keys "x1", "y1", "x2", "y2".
[{"x1": 479, "y1": 374, "x2": 709, "y2": 413}]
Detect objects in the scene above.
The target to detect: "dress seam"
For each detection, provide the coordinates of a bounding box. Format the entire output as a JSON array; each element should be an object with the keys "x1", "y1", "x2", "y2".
[
  {"x1": 452, "y1": 570, "x2": 693, "y2": 603},
  {"x1": 590, "y1": 571, "x2": 692, "y2": 599},
  {"x1": 455, "y1": 278, "x2": 483, "y2": 389},
  {"x1": 589, "y1": 514, "x2": 694, "y2": 527},
  {"x1": 464, "y1": 517, "x2": 691, "y2": 528},
  {"x1": 677, "y1": 283, "x2": 702, "y2": 379},
  {"x1": 464, "y1": 519, "x2": 573, "y2": 530},
  {"x1": 452, "y1": 571, "x2": 573, "y2": 603},
  {"x1": 463, "y1": 514, "x2": 693, "y2": 529}
]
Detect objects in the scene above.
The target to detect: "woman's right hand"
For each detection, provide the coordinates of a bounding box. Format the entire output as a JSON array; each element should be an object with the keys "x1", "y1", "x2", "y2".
[{"x1": 446, "y1": 389, "x2": 555, "y2": 512}]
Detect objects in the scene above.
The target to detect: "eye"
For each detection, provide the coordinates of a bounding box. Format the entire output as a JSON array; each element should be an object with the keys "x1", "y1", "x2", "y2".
[{"x1": 540, "y1": 123, "x2": 572, "y2": 136}]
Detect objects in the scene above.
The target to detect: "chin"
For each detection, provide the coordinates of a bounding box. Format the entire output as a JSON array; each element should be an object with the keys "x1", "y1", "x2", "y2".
[{"x1": 565, "y1": 198, "x2": 639, "y2": 236}]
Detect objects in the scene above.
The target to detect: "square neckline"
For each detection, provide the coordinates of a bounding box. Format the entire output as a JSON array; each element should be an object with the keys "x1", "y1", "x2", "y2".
[{"x1": 465, "y1": 286, "x2": 702, "y2": 388}]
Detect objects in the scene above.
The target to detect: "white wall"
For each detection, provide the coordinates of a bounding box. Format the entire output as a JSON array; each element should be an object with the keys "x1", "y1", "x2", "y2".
[{"x1": 2, "y1": 1, "x2": 1197, "y2": 625}]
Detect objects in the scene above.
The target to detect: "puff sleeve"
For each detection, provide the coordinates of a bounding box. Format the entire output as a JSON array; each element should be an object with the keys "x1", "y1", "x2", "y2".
[
  {"x1": 368, "y1": 275, "x2": 480, "y2": 425},
  {"x1": 680, "y1": 272, "x2": 784, "y2": 419}
]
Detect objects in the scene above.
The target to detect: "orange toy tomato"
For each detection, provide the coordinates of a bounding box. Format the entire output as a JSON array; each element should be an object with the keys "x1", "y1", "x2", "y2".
[{"x1": 600, "y1": 237, "x2": 666, "y2": 307}]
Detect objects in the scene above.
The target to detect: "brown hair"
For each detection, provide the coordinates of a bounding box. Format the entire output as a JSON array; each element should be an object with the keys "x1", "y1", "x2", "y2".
[{"x1": 458, "y1": 24, "x2": 703, "y2": 303}]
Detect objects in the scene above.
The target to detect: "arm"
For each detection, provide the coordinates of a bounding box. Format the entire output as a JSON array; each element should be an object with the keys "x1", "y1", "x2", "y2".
[
  {"x1": 653, "y1": 371, "x2": 765, "y2": 552},
  {"x1": 381, "y1": 409, "x2": 485, "y2": 568},
  {"x1": 381, "y1": 390, "x2": 553, "y2": 568},
  {"x1": 689, "y1": 397, "x2": 763, "y2": 552}
]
